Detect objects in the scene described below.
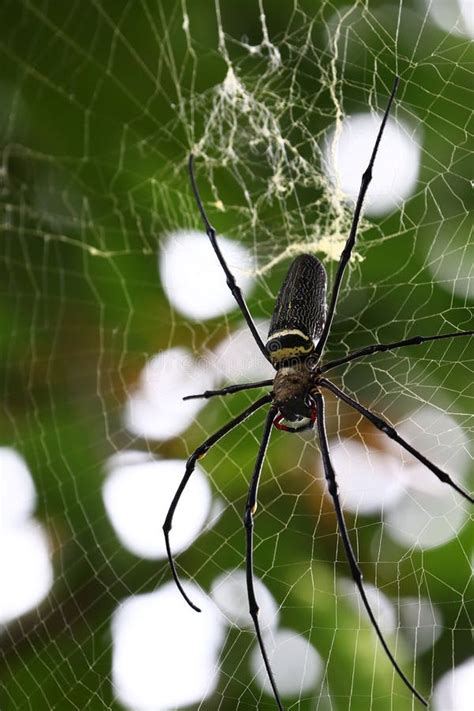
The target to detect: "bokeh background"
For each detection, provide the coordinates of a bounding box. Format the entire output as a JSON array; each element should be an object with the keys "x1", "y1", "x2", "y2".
[{"x1": 0, "y1": 1, "x2": 472, "y2": 710}]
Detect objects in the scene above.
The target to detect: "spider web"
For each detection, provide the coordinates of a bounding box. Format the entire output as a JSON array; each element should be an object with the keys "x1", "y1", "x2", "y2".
[{"x1": 0, "y1": 1, "x2": 472, "y2": 710}]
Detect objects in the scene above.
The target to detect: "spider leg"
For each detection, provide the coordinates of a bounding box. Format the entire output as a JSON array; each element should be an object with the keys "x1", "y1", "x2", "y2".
[
  {"x1": 321, "y1": 329, "x2": 474, "y2": 373},
  {"x1": 244, "y1": 405, "x2": 284, "y2": 711},
  {"x1": 313, "y1": 393, "x2": 428, "y2": 707},
  {"x1": 183, "y1": 379, "x2": 273, "y2": 401},
  {"x1": 314, "y1": 76, "x2": 399, "y2": 362},
  {"x1": 188, "y1": 154, "x2": 272, "y2": 364},
  {"x1": 163, "y1": 393, "x2": 273, "y2": 612},
  {"x1": 320, "y1": 378, "x2": 474, "y2": 504}
]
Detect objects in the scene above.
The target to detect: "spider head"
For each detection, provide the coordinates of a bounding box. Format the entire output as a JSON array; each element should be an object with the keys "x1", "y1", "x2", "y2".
[
  {"x1": 273, "y1": 363, "x2": 315, "y2": 421},
  {"x1": 277, "y1": 396, "x2": 313, "y2": 422}
]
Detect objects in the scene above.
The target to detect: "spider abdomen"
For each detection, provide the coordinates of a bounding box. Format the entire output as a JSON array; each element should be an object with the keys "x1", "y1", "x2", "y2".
[{"x1": 266, "y1": 254, "x2": 327, "y2": 367}]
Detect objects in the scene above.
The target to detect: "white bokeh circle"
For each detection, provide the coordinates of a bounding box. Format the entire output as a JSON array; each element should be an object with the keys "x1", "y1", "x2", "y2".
[
  {"x1": 328, "y1": 439, "x2": 405, "y2": 514},
  {"x1": 323, "y1": 114, "x2": 420, "y2": 216},
  {"x1": 160, "y1": 229, "x2": 256, "y2": 320},
  {"x1": 124, "y1": 346, "x2": 216, "y2": 440},
  {"x1": 210, "y1": 569, "x2": 279, "y2": 631},
  {"x1": 250, "y1": 628, "x2": 323, "y2": 697},
  {"x1": 0, "y1": 521, "x2": 53, "y2": 625},
  {"x1": 332, "y1": 405, "x2": 472, "y2": 549},
  {"x1": 427, "y1": 0, "x2": 474, "y2": 40},
  {"x1": 212, "y1": 319, "x2": 274, "y2": 383},
  {"x1": 103, "y1": 454, "x2": 212, "y2": 559},
  {"x1": 0, "y1": 449, "x2": 53, "y2": 626},
  {"x1": 0, "y1": 447, "x2": 36, "y2": 525},
  {"x1": 112, "y1": 583, "x2": 224, "y2": 710},
  {"x1": 397, "y1": 407, "x2": 470, "y2": 479},
  {"x1": 339, "y1": 578, "x2": 397, "y2": 634},
  {"x1": 400, "y1": 596, "x2": 442, "y2": 657},
  {"x1": 385, "y1": 474, "x2": 469, "y2": 550},
  {"x1": 433, "y1": 656, "x2": 474, "y2": 711},
  {"x1": 385, "y1": 407, "x2": 471, "y2": 549}
]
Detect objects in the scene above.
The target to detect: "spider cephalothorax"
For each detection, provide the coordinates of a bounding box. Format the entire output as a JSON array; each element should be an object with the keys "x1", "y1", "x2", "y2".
[
  {"x1": 163, "y1": 76, "x2": 474, "y2": 711},
  {"x1": 273, "y1": 364, "x2": 313, "y2": 418},
  {"x1": 271, "y1": 363, "x2": 318, "y2": 431}
]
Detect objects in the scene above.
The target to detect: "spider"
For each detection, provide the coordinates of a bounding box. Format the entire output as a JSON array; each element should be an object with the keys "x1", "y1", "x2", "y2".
[{"x1": 163, "y1": 77, "x2": 473, "y2": 710}]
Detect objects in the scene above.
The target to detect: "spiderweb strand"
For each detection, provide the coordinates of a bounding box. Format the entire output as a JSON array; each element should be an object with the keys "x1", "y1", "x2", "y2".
[
  {"x1": 320, "y1": 379, "x2": 474, "y2": 504},
  {"x1": 163, "y1": 393, "x2": 272, "y2": 612},
  {"x1": 314, "y1": 76, "x2": 400, "y2": 362},
  {"x1": 314, "y1": 393, "x2": 428, "y2": 707},
  {"x1": 321, "y1": 330, "x2": 474, "y2": 373}
]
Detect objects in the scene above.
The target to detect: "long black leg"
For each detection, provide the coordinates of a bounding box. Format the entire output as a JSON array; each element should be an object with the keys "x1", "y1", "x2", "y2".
[
  {"x1": 183, "y1": 379, "x2": 273, "y2": 401},
  {"x1": 244, "y1": 405, "x2": 284, "y2": 711},
  {"x1": 163, "y1": 393, "x2": 273, "y2": 612},
  {"x1": 321, "y1": 329, "x2": 474, "y2": 373},
  {"x1": 314, "y1": 393, "x2": 428, "y2": 707},
  {"x1": 188, "y1": 154, "x2": 272, "y2": 364},
  {"x1": 314, "y1": 77, "x2": 399, "y2": 362},
  {"x1": 320, "y1": 378, "x2": 474, "y2": 504}
]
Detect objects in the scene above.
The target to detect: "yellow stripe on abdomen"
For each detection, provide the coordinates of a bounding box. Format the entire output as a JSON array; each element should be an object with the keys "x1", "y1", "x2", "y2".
[{"x1": 266, "y1": 329, "x2": 314, "y2": 365}]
